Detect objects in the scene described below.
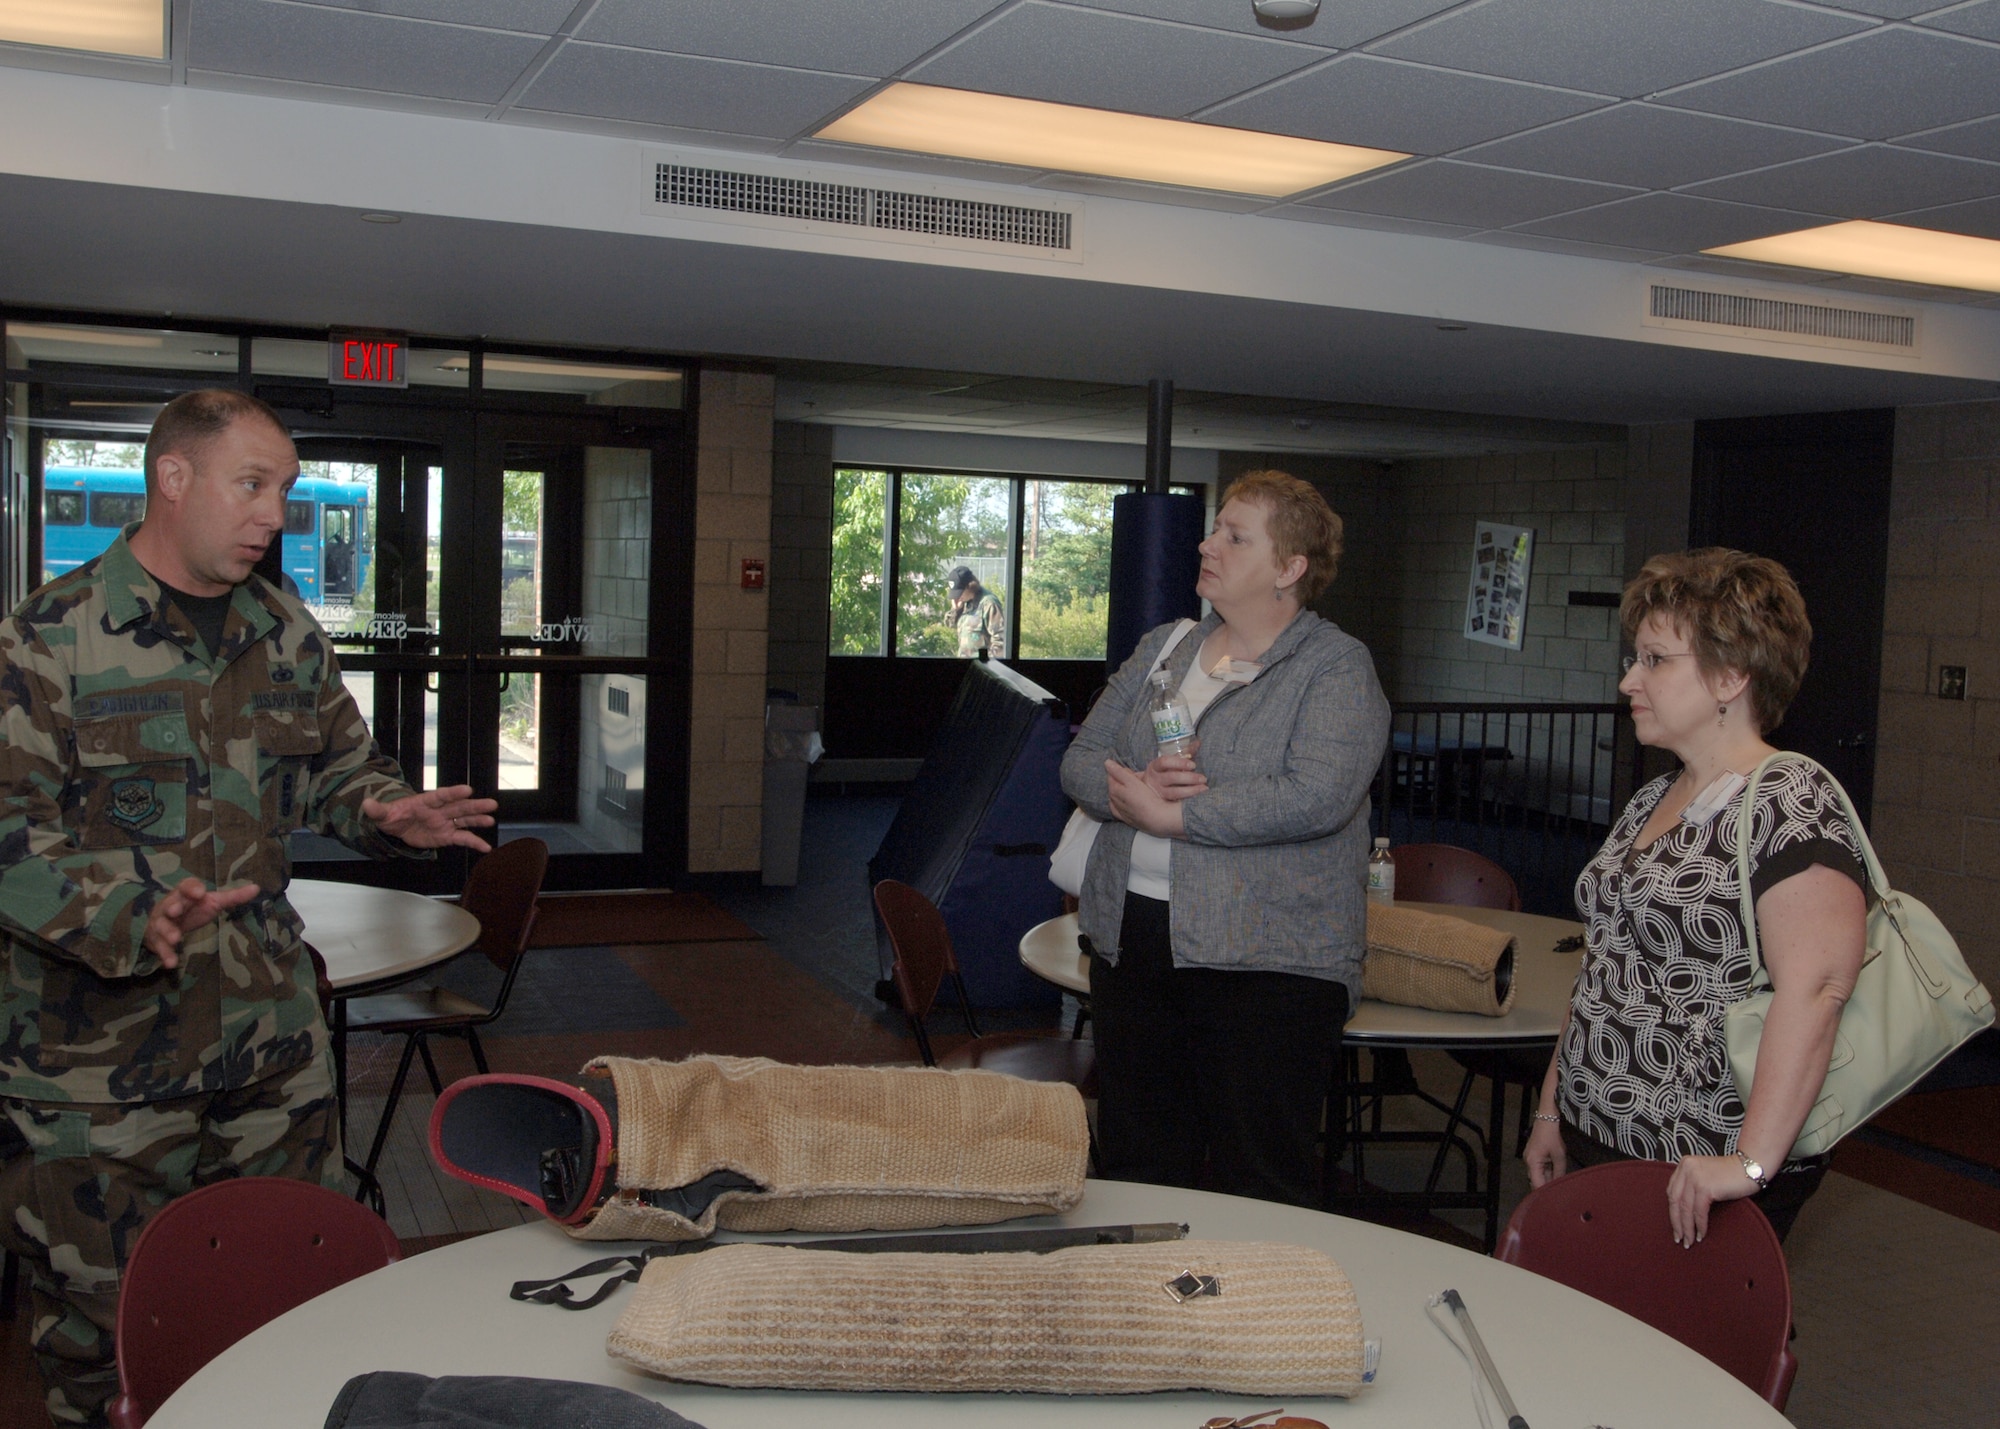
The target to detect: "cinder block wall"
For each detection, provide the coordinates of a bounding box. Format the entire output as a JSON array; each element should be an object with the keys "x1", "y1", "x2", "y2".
[
  {"x1": 687, "y1": 366, "x2": 775, "y2": 874},
  {"x1": 1369, "y1": 446, "x2": 1629, "y2": 704},
  {"x1": 768, "y1": 421, "x2": 835, "y2": 708},
  {"x1": 1873, "y1": 399, "x2": 2000, "y2": 988}
]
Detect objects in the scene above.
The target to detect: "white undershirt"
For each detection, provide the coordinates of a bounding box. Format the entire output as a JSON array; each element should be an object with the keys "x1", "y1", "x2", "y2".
[{"x1": 1126, "y1": 651, "x2": 1238, "y2": 901}]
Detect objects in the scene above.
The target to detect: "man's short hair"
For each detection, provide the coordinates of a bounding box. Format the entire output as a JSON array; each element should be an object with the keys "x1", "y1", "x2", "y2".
[{"x1": 143, "y1": 389, "x2": 289, "y2": 491}]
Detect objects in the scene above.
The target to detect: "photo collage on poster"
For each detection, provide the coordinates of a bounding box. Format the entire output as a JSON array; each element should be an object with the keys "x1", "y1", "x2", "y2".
[{"x1": 1464, "y1": 520, "x2": 1534, "y2": 651}]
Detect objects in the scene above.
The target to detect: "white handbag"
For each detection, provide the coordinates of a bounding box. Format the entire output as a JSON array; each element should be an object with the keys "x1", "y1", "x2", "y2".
[{"x1": 1048, "y1": 620, "x2": 1197, "y2": 897}]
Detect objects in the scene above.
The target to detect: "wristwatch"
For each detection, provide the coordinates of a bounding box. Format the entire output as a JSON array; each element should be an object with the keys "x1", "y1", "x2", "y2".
[{"x1": 1736, "y1": 1150, "x2": 1770, "y2": 1193}]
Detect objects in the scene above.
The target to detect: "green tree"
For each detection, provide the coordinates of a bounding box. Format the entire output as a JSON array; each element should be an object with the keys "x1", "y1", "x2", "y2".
[
  {"x1": 829, "y1": 469, "x2": 888, "y2": 655},
  {"x1": 44, "y1": 439, "x2": 144, "y2": 470}
]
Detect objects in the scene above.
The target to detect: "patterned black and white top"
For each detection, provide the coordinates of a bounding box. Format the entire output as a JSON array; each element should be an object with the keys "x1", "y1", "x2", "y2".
[{"x1": 1556, "y1": 759, "x2": 1866, "y2": 1162}]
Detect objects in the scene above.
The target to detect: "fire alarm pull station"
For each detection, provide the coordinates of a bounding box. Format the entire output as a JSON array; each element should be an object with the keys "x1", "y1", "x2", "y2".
[{"x1": 741, "y1": 558, "x2": 766, "y2": 591}]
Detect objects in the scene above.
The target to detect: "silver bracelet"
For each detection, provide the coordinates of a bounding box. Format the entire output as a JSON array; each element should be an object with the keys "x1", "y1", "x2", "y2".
[{"x1": 1533, "y1": 1112, "x2": 1560, "y2": 1126}]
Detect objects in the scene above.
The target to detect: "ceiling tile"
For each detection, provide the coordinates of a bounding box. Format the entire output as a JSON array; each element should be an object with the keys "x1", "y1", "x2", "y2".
[
  {"x1": 579, "y1": 0, "x2": 1004, "y2": 77},
  {"x1": 519, "y1": 45, "x2": 874, "y2": 139},
  {"x1": 1661, "y1": 28, "x2": 2000, "y2": 141},
  {"x1": 188, "y1": 0, "x2": 547, "y2": 103},
  {"x1": 1918, "y1": 1, "x2": 2000, "y2": 42},
  {"x1": 1373, "y1": 0, "x2": 1868, "y2": 100},
  {"x1": 1205, "y1": 54, "x2": 1607, "y2": 154},
  {"x1": 1890, "y1": 194, "x2": 2000, "y2": 240},
  {"x1": 1513, "y1": 191, "x2": 1829, "y2": 250},
  {"x1": 1685, "y1": 145, "x2": 2000, "y2": 218},
  {"x1": 1459, "y1": 104, "x2": 1850, "y2": 188},
  {"x1": 1303, "y1": 159, "x2": 1636, "y2": 227},
  {"x1": 1059, "y1": 0, "x2": 1459, "y2": 49},
  {"x1": 1264, "y1": 205, "x2": 1482, "y2": 238},
  {"x1": 1898, "y1": 116, "x2": 2000, "y2": 164},
  {"x1": 908, "y1": 1, "x2": 1321, "y2": 116},
  {"x1": 302, "y1": 0, "x2": 577, "y2": 31}
]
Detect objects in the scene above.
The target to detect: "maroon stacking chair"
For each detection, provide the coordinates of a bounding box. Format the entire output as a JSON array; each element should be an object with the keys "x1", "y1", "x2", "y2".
[
  {"x1": 343, "y1": 838, "x2": 549, "y2": 1179},
  {"x1": 1391, "y1": 843, "x2": 1523, "y2": 912},
  {"x1": 872, "y1": 879, "x2": 1097, "y2": 1096},
  {"x1": 1497, "y1": 1159, "x2": 1799, "y2": 1409},
  {"x1": 108, "y1": 1176, "x2": 400, "y2": 1427}
]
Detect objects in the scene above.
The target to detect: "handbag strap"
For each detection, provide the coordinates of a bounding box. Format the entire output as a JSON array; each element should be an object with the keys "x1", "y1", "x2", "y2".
[
  {"x1": 1146, "y1": 619, "x2": 1198, "y2": 682},
  {"x1": 1731, "y1": 750, "x2": 1886, "y2": 986}
]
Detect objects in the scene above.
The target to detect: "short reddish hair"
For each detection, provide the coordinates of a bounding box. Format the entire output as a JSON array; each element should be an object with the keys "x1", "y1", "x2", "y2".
[
  {"x1": 1621, "y1": 548, "x2": 1812, "y2": 732},
  {"x1": 1219, "y1": 469, "x2": 1345, "y2": 603}
]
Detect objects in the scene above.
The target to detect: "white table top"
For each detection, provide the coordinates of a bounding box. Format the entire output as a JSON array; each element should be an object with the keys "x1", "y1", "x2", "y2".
[
  {"x1": 1019, "y1": 903, "x2": 1584, "y2": 1049},
  {"x1": 289, "y1": 878, "x2": 483, "y2": 992},
  {"x1": 147, "y1": 1179, "x2": 1785, "y2": 1429}
]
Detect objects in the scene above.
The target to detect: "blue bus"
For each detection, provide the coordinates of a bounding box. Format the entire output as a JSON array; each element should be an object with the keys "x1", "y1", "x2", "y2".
[{"x1": 41, "y1": 467, "x2": 372, "y2": 604}]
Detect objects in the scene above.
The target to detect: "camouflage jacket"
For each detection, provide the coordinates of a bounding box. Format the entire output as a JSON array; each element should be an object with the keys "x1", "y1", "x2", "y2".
[{"x1": 0, "y1": 530, "x2": 426, "y2": 1104}]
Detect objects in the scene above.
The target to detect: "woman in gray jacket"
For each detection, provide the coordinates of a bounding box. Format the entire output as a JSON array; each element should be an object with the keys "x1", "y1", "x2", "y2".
[{"x1": 1061, "y1": 470, "x2": 1389, "y2": 1207}]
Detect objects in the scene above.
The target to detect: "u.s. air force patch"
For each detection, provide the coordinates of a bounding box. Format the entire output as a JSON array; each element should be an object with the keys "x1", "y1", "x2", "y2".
[{"x1": 109, "y1": 777, "x2": 164, "y2": 829}]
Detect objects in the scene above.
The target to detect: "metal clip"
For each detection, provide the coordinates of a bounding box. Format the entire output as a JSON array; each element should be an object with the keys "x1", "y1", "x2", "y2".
[{"x1": 1163, "y1": 1270, "x2": 1222, "y2": 1302}]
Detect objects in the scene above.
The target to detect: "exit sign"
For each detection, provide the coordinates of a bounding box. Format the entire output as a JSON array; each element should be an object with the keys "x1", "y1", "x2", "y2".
[{"x1": 328, "y1": 333, "x2": 409, "y2": 388}]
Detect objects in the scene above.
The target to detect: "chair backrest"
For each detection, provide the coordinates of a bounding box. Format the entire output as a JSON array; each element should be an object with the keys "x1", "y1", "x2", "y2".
[
  {"x1": 1391, "y1": 843, "x2": 1521, "y2": 911},
  {"x1": 462, "y1": 837, "x2": 549, "y2": 972},
  {"x1": 112, "y1": 1176, "x2": 400, "y2": 1426},
  {"x1": 1496, "y1": 1160, "x2": 1797, "y2": 1409},
  {"x1": 873, "y1": 879, "x2": 956, "y2": 1025}
]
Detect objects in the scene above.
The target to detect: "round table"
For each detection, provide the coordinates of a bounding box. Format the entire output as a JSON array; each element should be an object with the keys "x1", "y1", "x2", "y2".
[
  {"x1": 1019, "y1": 904, "x2": 1588, "y2": 1246},
  {"x1": 144, "y1": 1179, "x2": 1787, "y2": 1429},
  {"x1": 289, "y1": 878, "x2": 482, "y2": 993}
]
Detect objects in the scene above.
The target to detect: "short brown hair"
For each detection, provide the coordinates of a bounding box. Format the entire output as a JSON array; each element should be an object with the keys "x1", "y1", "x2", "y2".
[
  {"x1": 144, "y1": 389, "x2": 289, "y2": 491},
  {"x1": 1621, "y1": 548, "x2": 1812, "y2": 732},
  {"x1": 1219, "y1": 469, "x2": 1345, "y2": 604}
]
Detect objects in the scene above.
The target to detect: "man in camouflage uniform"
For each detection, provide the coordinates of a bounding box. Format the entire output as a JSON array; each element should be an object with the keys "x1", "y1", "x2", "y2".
[
  {"x1": 0, "y1": 390, "x2": 497, "y2": 1425},
  {"x1": 947, "y1": 567, "x2": 1005, "y2": 659}
]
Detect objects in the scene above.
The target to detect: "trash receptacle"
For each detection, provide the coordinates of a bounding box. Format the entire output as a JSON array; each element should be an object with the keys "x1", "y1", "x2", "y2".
[{"x1": 761, "y1": 703, "x2": 822, "y2": 887}]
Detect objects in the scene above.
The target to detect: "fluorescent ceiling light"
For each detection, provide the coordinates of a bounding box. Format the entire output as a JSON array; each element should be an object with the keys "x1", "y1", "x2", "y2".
[
  {"x1": 816, "y1": 83, "x2": 1407, "y2": 199},
  {"x1": 8, "y1": 324, "x2": 164, "y2": 348},
  {"x1": 0, "y1": 0, "x2": 166, "y2": 59},
  {"x1": 438, "y1": 357, "x2": 679, "y2": 383},
  {"x1": 1706, "y1": 221, "x2": 2000, "y2": 295}
]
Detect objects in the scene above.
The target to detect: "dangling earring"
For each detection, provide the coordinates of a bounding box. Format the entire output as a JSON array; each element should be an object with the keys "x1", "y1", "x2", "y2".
[{"x1": 1717, "y1": 702, "x2": 1728, "y2": 726}]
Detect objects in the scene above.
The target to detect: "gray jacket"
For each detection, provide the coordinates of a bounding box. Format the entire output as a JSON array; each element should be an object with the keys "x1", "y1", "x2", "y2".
[{"x1": 1060, "y1": 610, "x2": 1390, "y2": 1005}]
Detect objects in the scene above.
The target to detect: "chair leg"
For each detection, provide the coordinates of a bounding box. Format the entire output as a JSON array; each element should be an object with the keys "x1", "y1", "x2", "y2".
[
  {"x1": 415, "y1": 1035, "x2": 444, "y2": 1096},
  {"x1": 465, "y1": 1026, "x2": 489, "y2": 1076},
  {"x1": 363, "y1": 1035, "x2": 422, "y2": 1177},
  {"x1": 1423, "y1": 1066, "x2": 1481, "y2": 1195}
]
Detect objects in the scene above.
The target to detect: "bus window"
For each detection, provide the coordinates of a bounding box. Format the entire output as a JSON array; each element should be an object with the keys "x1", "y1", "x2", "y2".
[
  {"x1": 44, "y1": 490, "x2": 86, "y2": 526},
  {"x1": 90, "y1": 492, "x2": 146, "y2": 528},
  {"x1": 285, "y1": 500, "x2": 316, "y2": 535}
]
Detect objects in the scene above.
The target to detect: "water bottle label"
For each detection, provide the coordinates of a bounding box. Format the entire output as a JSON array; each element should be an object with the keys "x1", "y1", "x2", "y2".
[{"x1": 1153, "y1": 710, "x2": 1191, "y2": 745}]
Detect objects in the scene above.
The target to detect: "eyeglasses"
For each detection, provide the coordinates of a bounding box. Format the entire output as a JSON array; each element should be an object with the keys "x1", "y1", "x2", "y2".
[{"x1": 1620, "y1": 651, "x2": 1696, "y2": 673}]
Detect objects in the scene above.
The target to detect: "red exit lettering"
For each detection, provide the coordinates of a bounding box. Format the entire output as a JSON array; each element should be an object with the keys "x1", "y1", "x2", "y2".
[{"x1": 327, "y1": 333, "x2": 409, "y2": 387}]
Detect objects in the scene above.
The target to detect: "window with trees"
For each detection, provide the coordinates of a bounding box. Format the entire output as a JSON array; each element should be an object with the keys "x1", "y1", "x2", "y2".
[{"x1": 829, "y1": 467, "x2": 1199, "y2": 661}]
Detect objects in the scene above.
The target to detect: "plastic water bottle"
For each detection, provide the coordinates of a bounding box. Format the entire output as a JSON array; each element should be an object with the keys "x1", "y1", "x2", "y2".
[
  {"x1": 1367, "y1": 837, "x2": 1396, "y2": 904},
  {"x1": 1149, "y1": 670, "x2": 1195, "y2": 758}
]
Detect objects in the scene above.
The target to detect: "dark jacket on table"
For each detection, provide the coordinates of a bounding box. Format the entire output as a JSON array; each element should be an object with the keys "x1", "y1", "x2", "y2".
[{"x1": 1059, "y1": 609, "x2": 1389, "y2": 1007}]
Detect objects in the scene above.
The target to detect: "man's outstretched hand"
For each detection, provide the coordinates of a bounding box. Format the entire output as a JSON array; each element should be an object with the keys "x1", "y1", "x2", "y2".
[
  {"x1": 362, "y1": 785, "x2": 499, "y2": 852},
  {"x1": 144, "y1": 877, "x2": 261, "y2": 970}
]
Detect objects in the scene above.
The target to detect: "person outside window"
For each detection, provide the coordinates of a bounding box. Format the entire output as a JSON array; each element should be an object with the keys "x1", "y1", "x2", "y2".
[
  {"x1": 947, "y1": 566, "x2": 1005, "y2": 658},
  {"x1": 0, "y1": 389, "x2": 498, "y2": 1426}
]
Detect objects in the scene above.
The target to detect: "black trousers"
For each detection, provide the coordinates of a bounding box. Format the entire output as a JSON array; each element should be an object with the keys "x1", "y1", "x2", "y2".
[
  {"x1": 1090, "y1": 892, "x2": 1348, "y2": 1208},
  {"x1": 1560, "y1": 1120, "x2": 1829, "y2": 1243}
]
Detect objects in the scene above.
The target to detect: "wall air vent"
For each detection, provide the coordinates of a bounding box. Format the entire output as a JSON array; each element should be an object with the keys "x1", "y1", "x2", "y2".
[
  {"x1": 655, "y1": 162, "x2": 1073, "y2": 252},
  {"x1": 1645, "y1": 283, "x2": 1916, "y2": 353}
]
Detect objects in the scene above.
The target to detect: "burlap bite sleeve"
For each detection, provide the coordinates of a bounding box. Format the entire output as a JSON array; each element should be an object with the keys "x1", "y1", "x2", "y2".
[
  {"x1": 576, "y1": 1055, "x2": 1089, "y2": 1242},
  {"x1": 607, "y1": 1240, "x2": 1370, "y2": 1397},
  {"x1": 1362, "y1": 904, "x2": 1518, "y2": 1016}
]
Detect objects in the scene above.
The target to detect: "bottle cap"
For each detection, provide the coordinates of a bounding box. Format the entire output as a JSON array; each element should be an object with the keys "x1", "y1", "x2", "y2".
[{"x1": 1373, "y1": 837, "x2": 1390, "y2": 848}]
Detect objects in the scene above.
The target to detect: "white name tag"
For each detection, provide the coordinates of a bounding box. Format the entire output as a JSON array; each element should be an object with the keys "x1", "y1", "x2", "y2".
[{"x1": 1681, "y1": 769, "x2": 1749, "y2": 827}]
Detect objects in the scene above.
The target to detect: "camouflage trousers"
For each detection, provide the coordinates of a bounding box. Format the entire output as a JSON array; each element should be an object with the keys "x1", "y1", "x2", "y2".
[{"x1": 0, "y1": 1052, "x2": 345, "y2": 1428}]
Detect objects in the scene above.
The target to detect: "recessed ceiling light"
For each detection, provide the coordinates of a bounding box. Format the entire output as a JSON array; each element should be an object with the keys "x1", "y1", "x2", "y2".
[
  {"x1": 1436, "y1": 323, "x2": 1469, "y2": 332},
  {"x1": 360, "y1": 212, "x2": 403, "y2": 225},
  {"x1": 815, "y1": 83, "x2": 1407, "y2": 199},
  {"x1": 192, "y1": 348, "x2": 232, "y2": 358},
  {"x1": 0, "y1": 0, "x2": 165, "y2": 59},
  {"x1": 1705, "y1": 220, "x2": 2000, "y2": 295},
  {"x1": 436, "y1": 357, "x2": 678, "y2": 383}
]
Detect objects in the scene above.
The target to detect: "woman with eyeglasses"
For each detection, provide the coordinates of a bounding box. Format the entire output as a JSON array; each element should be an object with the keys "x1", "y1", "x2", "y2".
[{"x1": 1522, "y1": 548, "x2": 1867, "y2": 1245}]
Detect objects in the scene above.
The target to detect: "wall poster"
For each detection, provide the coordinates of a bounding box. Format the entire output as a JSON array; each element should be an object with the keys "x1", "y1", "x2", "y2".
[{"x1": 1464, "y1": 520, "x2": 1534, "y2": 650}]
